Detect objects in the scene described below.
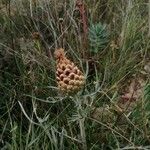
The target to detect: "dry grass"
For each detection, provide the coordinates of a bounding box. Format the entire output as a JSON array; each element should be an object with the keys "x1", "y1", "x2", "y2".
[{"x1": 0, "y1": 0, "x2": 150, "y2": 149}]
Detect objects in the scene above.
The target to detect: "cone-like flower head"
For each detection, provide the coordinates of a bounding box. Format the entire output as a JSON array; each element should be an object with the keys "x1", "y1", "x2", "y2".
[{"x1": 54, "y1": 48, "x2": 85, "y2": 94}]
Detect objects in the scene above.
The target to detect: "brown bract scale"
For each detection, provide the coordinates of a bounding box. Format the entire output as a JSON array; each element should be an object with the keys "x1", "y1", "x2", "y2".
[{"x1": 54, "y1": 48, "x2": 85, "y2": 94}]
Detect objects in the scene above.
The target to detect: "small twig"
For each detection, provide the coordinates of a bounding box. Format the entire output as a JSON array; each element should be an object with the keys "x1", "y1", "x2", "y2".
[
  {"x1": 76, "y1": 0, "x2": 88, "y2": 38},
  {"x1": 76, "y1": 0, "x2": 88, "y2": 52}
]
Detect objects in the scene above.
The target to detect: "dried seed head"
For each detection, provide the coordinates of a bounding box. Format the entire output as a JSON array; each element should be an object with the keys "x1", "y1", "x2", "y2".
[{"x1": 55, "y1": 48, "x2": 85, "y2": 94}]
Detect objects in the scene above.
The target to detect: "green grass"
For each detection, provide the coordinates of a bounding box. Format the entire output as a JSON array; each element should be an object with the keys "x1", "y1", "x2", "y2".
[{"x1": 0, "y1": 0, "x2": 150, "y2": 149}]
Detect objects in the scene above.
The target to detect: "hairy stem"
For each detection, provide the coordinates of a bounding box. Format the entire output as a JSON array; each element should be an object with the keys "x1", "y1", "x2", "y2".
[{"x1": 76, "y1": 96, "x2": 87, "y2": 150}]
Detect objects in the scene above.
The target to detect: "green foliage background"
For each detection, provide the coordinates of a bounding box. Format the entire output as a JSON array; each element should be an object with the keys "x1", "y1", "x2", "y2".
[{"x1": 0, "y1": 0, "x2": 150, "y2": 149}]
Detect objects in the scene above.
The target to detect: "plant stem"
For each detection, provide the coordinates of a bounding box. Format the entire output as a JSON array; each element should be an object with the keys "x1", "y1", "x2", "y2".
[
  {"x1": 76, "y1": 96, "x2": 87, "y2": 150},
  {"x1": 79, "y1": 117, "x2": 87, "y2": 150}
]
